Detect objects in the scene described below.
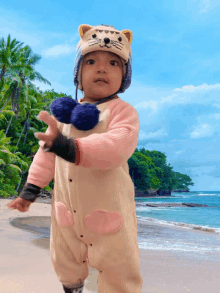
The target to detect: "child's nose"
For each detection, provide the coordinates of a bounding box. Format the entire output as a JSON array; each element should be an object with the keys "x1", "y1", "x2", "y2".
[{"x1": 97, "y1": 63, "x2": 107, "y2": 72}]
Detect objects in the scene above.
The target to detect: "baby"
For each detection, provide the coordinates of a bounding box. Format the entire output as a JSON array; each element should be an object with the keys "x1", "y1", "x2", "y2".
[{"x1": 7, "y1": 24, "x2": 143, "y2": 293}]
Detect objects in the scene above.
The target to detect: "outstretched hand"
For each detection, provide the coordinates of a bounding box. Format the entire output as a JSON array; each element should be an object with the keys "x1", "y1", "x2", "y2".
[{"x1": 34, "y1": 111, "x2": 59, "y2": 148}]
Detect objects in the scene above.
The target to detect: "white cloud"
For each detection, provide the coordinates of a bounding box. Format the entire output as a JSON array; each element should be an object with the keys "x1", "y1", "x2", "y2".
[
  {"x1": 160, "y1": 93, "x2": 179, "y2": 102},
  {"x1": 198, "y1": 0, "x2": 211, "y2": 13},
  {"x1": 175, "y1": 150, "x2": 186, "y2": 155},
  {"x1": 173, "y1": 83, "x2": 220, "y2": 92},
  {"x1": 138, "y1": 128, "x2": 168, "y2": 140},
  {"x1": 190, "y1": 123, "x2": 213, "y2": 138},
  {"x1": 134, "y1": 100, "x2": 158, "y2": 112},
  {"x1": 43, "y1": 44, "x2": 76, "y2": 57},
  {"x1": 189, "y1": 112, "x2": 220, "y2": 139}
]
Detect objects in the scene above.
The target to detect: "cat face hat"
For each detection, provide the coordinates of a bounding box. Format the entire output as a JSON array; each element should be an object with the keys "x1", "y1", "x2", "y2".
[{"x1": 73, "y1": 24, "x2": 133, "y2": 96}]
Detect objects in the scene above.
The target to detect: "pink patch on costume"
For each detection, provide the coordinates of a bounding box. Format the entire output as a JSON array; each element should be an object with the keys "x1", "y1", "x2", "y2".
[
  {"x1": 54, "y1": 202, "x2": 75, "y2": 227},
  {"x1": 84, "y1": 209, "x2": 123, "y2": 234}
]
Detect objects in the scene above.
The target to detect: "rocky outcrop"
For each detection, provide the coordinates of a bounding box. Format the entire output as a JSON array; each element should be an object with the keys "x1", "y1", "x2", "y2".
[
  {"x1": 136, "y1": 203, "x2": 219, "y2": 208},
  {"x1": 157, "y1": 190, "x2": 172, "y2": 196},
  {"x1": 134, "y1": 187, "x2": 192, "y2": 197},
  {"x1": 182, "y1": 203, "x2": 209, "y2": 207},
  {"x1": 135, "y1": 189, "x2": 157, "y2": 197},
  {"x1": 135, "y1": 188, "x2": 172, "y2": 197}
]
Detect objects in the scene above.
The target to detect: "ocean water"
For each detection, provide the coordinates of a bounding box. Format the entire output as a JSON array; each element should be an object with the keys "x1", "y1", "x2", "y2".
[{"x1": 135, "y1": 191, "x2": 220, "y2": 261}]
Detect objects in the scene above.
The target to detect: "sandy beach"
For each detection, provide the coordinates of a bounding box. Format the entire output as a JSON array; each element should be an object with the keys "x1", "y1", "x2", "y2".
[{"x1": 1, "y1": 198, "x2": 220, "y2": 293}]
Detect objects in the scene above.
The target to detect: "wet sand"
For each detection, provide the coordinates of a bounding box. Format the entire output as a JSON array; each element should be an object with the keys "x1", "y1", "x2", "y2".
[{"x1": 1, "y1": 198, "x2": 220, "y2": 293}]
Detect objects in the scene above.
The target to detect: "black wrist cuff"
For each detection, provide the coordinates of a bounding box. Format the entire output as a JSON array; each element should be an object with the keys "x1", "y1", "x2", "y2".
[
  {"x1": 44, "y1": 131, "x2": 76, "y2": 163},
  {"x1": 19, "y1": 183, "x2": 42, "y2": 202}
]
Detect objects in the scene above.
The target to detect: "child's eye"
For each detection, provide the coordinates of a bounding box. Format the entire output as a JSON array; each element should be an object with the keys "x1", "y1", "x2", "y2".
[
  {"x1": 86, "y1": 59, "x2": 95, "y2": 65},
  {"x1": 85, "y1": 59, "x2": 119, "y2": 66},
  {"x1": 110, "y1": 60, "x2": 119, "y2": 66}
]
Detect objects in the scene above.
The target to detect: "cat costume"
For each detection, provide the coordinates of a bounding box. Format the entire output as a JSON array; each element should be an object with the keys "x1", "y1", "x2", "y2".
[{"x1": 20, "y1": 24, "x2": 143, "y2": 293}]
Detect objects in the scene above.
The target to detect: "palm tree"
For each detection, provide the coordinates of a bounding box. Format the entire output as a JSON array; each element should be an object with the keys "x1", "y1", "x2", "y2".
[
  {"x1": 0, "y1": 36, "x2": 51, "y2": 196},
  {"x1": 0, "y1": 42, "x2": 51, "y2": 135},
  {"x1": 0, "y1": 34, "x2": 25, "y2": 81},
  {"x1": 0, "y1": 34, "x2": 51, "y2": 113}
]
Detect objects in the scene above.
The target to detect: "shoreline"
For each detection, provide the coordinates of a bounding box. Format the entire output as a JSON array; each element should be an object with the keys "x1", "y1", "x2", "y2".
[{"x1": 1, "y1": 198, "x2": 220, "y2": 292}]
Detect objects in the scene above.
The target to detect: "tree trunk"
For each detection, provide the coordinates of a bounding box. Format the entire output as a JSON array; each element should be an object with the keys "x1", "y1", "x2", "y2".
[
  {"x1": 13, "y1": 86, "x2": 21, "y2": 119},
  {"x1": 4, "y1": 115, "x2": 13, "y2": 136},
  {"x1": 0, "y1": 95, "x2": 11, "y2": 113},
  {"x1": 0, "y1": 66, "x2": 6, "y2": 81},
  {"x1": 14, "y1": 118, "x2": 27, "y2": 150},
  {"x1": 15, "y1": 171, "x2": 26, "y2": 193},
  {"x1": 23, "y1": 119, "x2": 30, "y2": 144},
  {"x1": 131, "y1": 170, "x2": 134, "y2": 184},
  {"x1": 0, "y1": 81, "x2": 17, "y2": 114}
]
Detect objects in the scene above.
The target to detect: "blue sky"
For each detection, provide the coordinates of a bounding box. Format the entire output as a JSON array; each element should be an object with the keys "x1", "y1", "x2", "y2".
[{"x1": 1, "y1": 0, "x2": 220, "y2": 191}]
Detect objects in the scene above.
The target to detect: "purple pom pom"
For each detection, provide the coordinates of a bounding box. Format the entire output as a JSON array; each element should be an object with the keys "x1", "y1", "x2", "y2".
[
  {"x1": 50, "y1": 97, "x2": 77, "y2": 124},
  {"x1": 70, "y1": 103, "x2": 100, "y2": 131}
]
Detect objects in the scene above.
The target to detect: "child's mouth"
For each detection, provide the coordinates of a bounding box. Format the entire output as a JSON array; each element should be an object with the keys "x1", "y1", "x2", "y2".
[{"x1": 95, "y1": 78, "x2": 107, "y2": 83}]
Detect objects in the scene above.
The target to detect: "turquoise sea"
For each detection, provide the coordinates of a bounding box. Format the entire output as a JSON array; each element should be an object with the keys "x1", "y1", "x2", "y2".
[{"x1": 135, "y1": 191, "x2": 220, "y2": 261}]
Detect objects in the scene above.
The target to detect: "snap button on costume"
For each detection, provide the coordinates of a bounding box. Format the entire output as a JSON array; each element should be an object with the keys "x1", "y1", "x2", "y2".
[{"x1": 25, "y1": 24, "x2": 143, "y2": 293}]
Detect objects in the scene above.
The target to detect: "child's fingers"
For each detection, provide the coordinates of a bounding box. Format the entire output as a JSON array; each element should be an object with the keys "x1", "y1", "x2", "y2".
[
  {"x1": 37, "y1": 111, "x2": 57, "y2": 128},
  {"x1": 34, "y1": 132, "x2": 56, "y2": 145},
  {"x1": 35, "y1": 111, "x2": 58, "y2": 143},
  {"x1": 34, "y1": 132, "x2": 50, "y2": 141},
  {"x1": 35, "y1": 128, "x2": 58, "y2": 142},
  {"x1": 7, "y1": 199, "x2": 30, "y2": 212},
  {"x1": 8, "y1": 206, "x2": 15, "y2": 210},
  {"x1": 16, "y1": 204, "x2": 27, "y2": 212},
  {"x1": 8, "y1": 205, "x2": 17, "y2": 210},
  {"x1": 36, "y1": 111, "x2": 50, "y2": 121},
  {"x1": 7, "y1": 202, "x2": 15, "y2": 209}
]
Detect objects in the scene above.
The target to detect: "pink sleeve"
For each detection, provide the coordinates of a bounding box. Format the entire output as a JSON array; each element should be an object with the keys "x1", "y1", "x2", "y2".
[
  {"x1": 74, "y1": 101, "x2": 139, "y2": 169},
  {"x1": 26, "y1": 127, "x2": 56, "y2": 188}
]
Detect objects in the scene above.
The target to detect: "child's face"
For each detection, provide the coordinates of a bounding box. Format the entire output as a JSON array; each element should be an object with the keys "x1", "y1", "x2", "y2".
[{"x1": 81, "y1": 51, "x2": 123, "y2": 103}]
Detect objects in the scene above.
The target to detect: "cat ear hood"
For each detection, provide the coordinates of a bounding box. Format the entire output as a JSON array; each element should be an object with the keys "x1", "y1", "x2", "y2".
[{"x1": 74, "y1": 24, "x2": 133, "y2": 94}]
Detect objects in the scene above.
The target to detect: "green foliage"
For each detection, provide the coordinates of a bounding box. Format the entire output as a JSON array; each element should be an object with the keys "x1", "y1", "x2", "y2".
[
  {"x1": 171, "y1": 172, "x2": 194, "y2": 191},
  {"x1": 0, "y1": 33, "x2": 194, "y2": 199},
  {"x1": 128, "y1": 146, "x2": 194, "y2": 193}
]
